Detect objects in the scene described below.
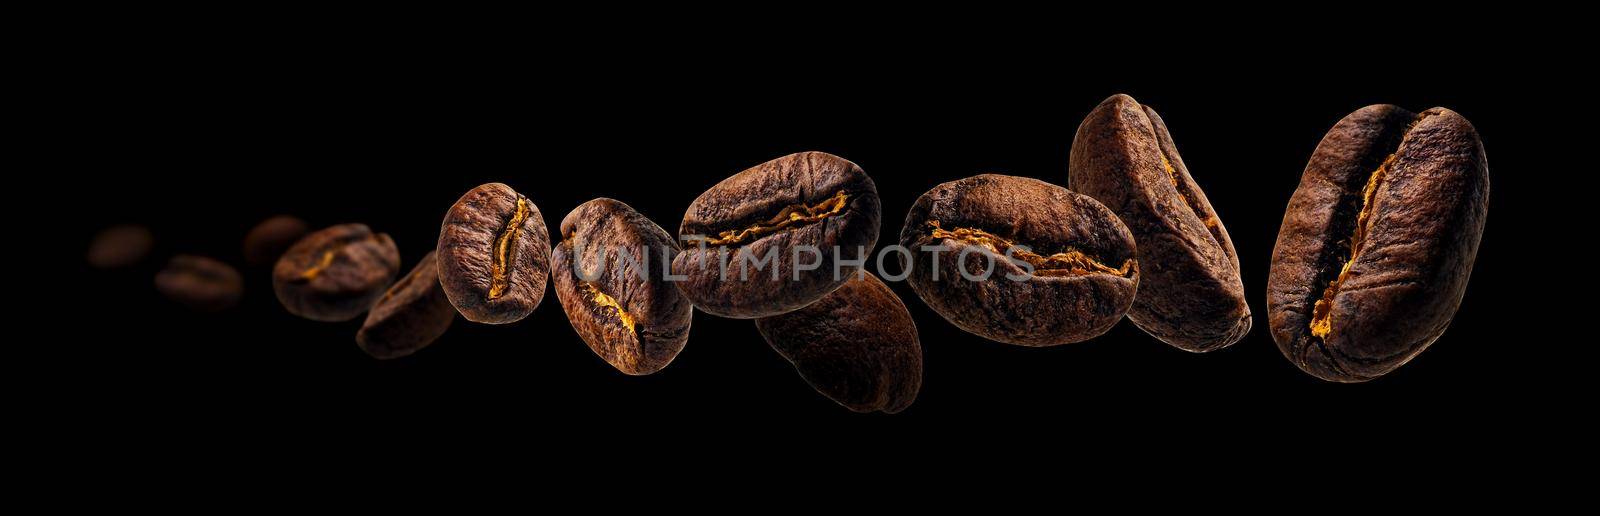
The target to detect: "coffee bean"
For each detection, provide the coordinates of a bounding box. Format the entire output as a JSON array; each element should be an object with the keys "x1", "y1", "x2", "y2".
[
  {"x1": 552, "y1": 198, "x2": 692, "y2": 375},
  {"x1": 671, "y1": 151, "x2": 881, "y2": 318},
  {"x1": 357, "y1": 250, "x2": 456, "y2": 360},
  {"x1": 1268, "y1": 105, "x2": 1488, "y2": 382},
  {"x1": 273, "y1": 223, "x2": 401, "y2": 322},
  {"x1": 1069, "y1": 94, "x2": 1251, "y2": 352},
  {"x1": 87, "y1": 224, "x2": 153, "y2": 269},
  {"x1": 155, "y1": 255, "x2": 243, "y2": 312},
  {"x1": 243, "y1": 215, "x2": 309, "y2": 267},
  {"x1": 899, "y1": 174, "x2": 1138, "y2": 346},
  {"x1": 755, "y1": 272, "x2": 921, "y2": 414},
  {"x1": 438, "y1": 183, "x2": 551, "y2": 324}
]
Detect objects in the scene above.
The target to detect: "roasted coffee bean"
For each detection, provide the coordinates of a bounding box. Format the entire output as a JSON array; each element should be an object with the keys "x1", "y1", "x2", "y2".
[
  {"x1": 1069, "y1": 94, "x2": 1251, "y2": 352},
  {"x1": 243, "y1": 215, "x2": 309, "y2": 267},
  {"x1": 357, "y1": 250, "x2": 456, "y2": 360},
  {"x1": 755, "y1": 272, "x2": 921, "y2": 414},
  {"x1": 273, "y1": 223, "x2": 401, "y2": 322},
  {"x1": 438, "y1": 183, "x2": 551, "y2": 324},
  {"x1": 155, "y1": 255, "x2": 243, "y2": 312},
  {"x1": 87, "y1": 224, "x2": 153, "y2": 269},
  {"x1": 900, "y1": 174, "x2": 1138, "y2": 346},
  {"x1": 672, "y1": 151, "x2": 881, "y2": 318},
  {"x1": 552, "y1": 198, "x2": 692, "y2": 375},
  {"x1": 1268, "y1": 105, "x2": 1488, "y2": 383}
]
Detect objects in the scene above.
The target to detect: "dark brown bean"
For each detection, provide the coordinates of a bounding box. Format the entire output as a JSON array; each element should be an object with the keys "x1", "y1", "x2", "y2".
[
  {"x1": 551, "y1": 198, "x2": 692, "y2": 375},
  {"x1": 87, "y1": 224, "x2": 153, "y2": 269},
  {"x1": 155, "y1": 255, "x2": 243, "y2": 312},
  {"x1": 1268, "y1": 105, "x2": 1489, "y2": 382},
  {"x1": 438, "y1": 183, "x2": 551, "y2": 324},
  {"x1": 1069, "y1": 94, "x2": 1251, "y2": 352},
  {"x1": 272, "y1": 223, "x2": 401, "y2": 322},
  {"x1": 357, "y1": 250, "x2": 456, "y2": 360},
  {"x1": 899, "y1": 174, "x2": 1138, "y2": 346},
  {"x1": 243, "y1": 215, "x2": 309, "y2": 267},
  {"x1": 755, "y1": 272, "x2": 921, "y2": 414},
  {"x1": 671, "y1": 151, "x2": 881, "y2": 318}
]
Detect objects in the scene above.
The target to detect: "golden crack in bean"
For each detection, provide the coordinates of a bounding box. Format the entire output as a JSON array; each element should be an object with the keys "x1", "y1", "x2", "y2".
[
  {"x1": 706, "y1": 190, "x2": 849, "y2": 245},
  {"x1": 1310, "y1": 153, "x2": 1396, "y2": 339},
  {"x1": 488, "y1": 195, "x2": 532, "y2": 299},
  {"x1": 581, "y1": 282, "x2": 635, "y2": 333},
  {"x1": 926, "y1": 221, "x2": 1134, "y2": 277}
]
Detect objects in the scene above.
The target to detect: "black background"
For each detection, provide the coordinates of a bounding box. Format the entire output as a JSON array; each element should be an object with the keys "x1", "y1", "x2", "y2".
[{"x1": 53, "y1": 32, "x2": 1550, "y2": 461}]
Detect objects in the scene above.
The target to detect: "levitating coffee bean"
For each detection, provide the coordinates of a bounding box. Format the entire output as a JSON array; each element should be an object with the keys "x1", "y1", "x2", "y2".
[
  {"x1": 357, "y1": 250, "x2": 456, "y2": 360},
  {"x1": 756, "y1": 272, "x2": 921, "y2": 414},
  {"x1": 243, "y1": 215, "x2": 309, "y2": 267},
  {"x1": 438, "y1": 183, "x2": 551, "y2": 324},
  {"x1": 672, "y1": 151, "x2": 881, "y2": 318},
  {"x1": 1069, "y1": 94, "x2": 1251, "y2": 352},
  {"x1": 1268, "y1": 105, "x2": 1489, "y2": 382},
  {"x1": 273, "y1": 223, "x2": 401, "y2": 322},
  {"x1": 155, "y1": 255, "x2": 242, "y2": 312},
  {"x1": 900, "y1": 174, "x2": 1138, "y2": 346},
  {"x1": 87, "y1": 224, "x2": 153, "y2": 269},
  {"x1": 552, "y1": 198, "x2": 692, "y2": 375}
]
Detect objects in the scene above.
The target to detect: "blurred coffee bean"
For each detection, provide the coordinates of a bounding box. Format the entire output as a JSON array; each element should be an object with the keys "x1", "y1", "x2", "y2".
[
  {"x1": 243, "y1": 215, "x2": 310, "y2": 267},
  {"x1": 273, "y1": 223, "x2": 401, "y2": 322},
  {"x1": 358, "y1": 250, "x2": 456, "y2": 360},
  {"x1": 755, "y1": 272, "x2": 921, "y2": 414},
  {"x1": 87, "y1": 224, "x2": 153, "y2": 269},
  {"x1": 155, "y1": 255, "x2": 243, "y2": 312}
]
